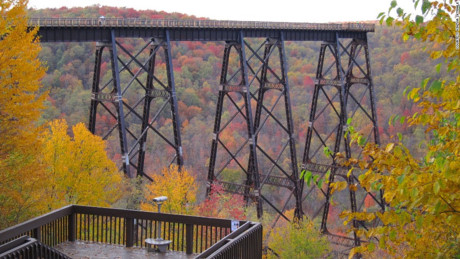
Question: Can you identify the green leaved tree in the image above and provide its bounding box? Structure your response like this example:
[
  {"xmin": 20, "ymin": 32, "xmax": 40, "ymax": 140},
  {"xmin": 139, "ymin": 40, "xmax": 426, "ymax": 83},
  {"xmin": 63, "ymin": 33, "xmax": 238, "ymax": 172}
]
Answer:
[{"xmin": 267, "ymin": 216, "xmax": 331, "ymax": 259}]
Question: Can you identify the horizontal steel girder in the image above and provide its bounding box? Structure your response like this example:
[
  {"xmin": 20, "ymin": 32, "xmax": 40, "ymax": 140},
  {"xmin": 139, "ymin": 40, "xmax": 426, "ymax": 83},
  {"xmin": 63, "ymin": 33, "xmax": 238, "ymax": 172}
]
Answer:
[{"xmin": 31, "ymin": 18, "xmax": 372, "ymax": 42}]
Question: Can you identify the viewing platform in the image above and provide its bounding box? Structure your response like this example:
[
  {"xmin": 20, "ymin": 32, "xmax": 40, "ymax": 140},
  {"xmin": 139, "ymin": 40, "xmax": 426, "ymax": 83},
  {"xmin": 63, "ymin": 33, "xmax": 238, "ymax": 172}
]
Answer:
[{"xmin": 0, "ymin": 205, "xmax": 262, "ymax": 258}]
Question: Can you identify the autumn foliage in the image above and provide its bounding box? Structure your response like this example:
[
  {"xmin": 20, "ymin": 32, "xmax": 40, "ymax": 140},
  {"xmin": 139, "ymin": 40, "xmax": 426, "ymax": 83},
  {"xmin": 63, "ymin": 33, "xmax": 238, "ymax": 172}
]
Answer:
[
  {"xmin": 0, "ymin": 0, "xmax": 45, "ymax": 155},
  {"xmin": 141, "ymin": 165, "xmax": 197, "ymax": 215},
  {"xmin": 40, "ymin": 119, "xmax": 124, "ymax": 211},
  {"xmin": 0, "ymin": 0, "xmax": 47, "ymax": 228},
  {"xmin": 336, "ymin": 1, "xmax": 460, "ymax": 257},
  {"xmin": 196, "ymin": 184, "xmax": 246, "ymax": 220},
  {"xmin": 267, "ymin": 218, "xmax": 331, "ymax": 259},
  {"xmin": 0, "ymin": 1, "xmax": 125, "ymax": 229},
  {"xmin": 141, "ymin": 169, "xmax": 247, "ymax": 220}
]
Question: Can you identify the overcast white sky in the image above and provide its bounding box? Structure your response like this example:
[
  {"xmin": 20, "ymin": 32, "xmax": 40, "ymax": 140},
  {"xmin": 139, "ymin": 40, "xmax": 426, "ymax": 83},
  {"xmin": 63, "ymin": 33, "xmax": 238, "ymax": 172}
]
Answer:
[{"xmin": 27, "ymin": 0, "xmax": 418, "ymax": 23}]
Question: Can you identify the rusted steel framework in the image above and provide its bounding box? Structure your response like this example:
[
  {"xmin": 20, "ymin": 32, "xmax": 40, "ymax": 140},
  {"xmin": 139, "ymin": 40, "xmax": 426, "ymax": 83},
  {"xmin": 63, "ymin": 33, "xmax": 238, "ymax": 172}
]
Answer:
[
  {"xmin": 207, "ymin": 31, "xmax": 303, "ymax": 220},
  {"xmin": 89, "ymin": 30, "xmax": 183, "ymax": 178},
  {"xmin": 301, "ymin": 34, "xmax": 384, "ymax": 251}
]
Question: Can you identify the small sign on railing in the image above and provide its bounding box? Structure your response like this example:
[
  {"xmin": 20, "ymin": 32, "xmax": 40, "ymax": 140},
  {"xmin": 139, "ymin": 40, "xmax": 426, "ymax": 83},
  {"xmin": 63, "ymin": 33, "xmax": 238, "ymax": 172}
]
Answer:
[{"xmin": 231, "ymin": 220, "xmax": 240, "ymax": 232}]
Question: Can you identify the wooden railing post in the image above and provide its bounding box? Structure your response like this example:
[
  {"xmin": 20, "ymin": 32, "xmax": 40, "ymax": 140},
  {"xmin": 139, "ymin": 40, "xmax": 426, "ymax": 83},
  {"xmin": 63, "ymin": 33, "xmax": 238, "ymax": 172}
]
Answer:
[
  {"xmin": 186, "ymin": 223, "xmax": 193, "ymax": 254},
  {"xmin": 125, "ymin": 217, "xmax": 134, "ymax": 247},
  {"xmin": 32, "ymin": 227, "xmax": 41, "ymax": 242},
  {"xmin": 68, "ymin": 213, "xmax": 76, "ymax": 242}
]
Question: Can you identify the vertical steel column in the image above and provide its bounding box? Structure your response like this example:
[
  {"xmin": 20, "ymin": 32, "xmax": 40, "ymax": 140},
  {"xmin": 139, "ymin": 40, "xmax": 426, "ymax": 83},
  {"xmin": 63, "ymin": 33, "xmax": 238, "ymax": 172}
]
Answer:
[
  {"xmin": 319, "ymin": 41, "xmax": 341, "ymax": 233},
  {"xmin": 137, "ymin": 40, "xmax": 157, "ymax": 177},
  {"xmin": 364, "ymin": 41, "xmax": 380, "ymax": 147},
  {"xmin": 363, "ymin": 39, "xmax": 385, "ymax": 211},
  {"xmin": 88, "ymin": 32, "xmax": 132, "ymax": 177},
  {"xmin": 336, "ymin": 35, "xmax": 360, "ymax": 248},
  {"xmin": 88, "ymin": 42, "xmax": 105, "ymax": 134},
  {"xmin": 206, "ymin": 42, "xmax": 231, "ymax": 196},
  {"xmin": 247, "ymin": 39, "xmax": 269, "ymax": 209},
  {"xmin": 109, "ymin": 30, "xmax": 132, "ymax": 178},
  {"xmin": 165, "ymin": 30, "xmax": 184, "ymax": 168},
  {"xmin": 279, "ymin": 32, "xmax": 303, "ymax": 219},
  {"xmin": 238, "ymin": 31, "xmax": 262, "ymax": 218},
  {"xmin": 302, "ymin": 44, "xmax": 326, "ymax": 165}
]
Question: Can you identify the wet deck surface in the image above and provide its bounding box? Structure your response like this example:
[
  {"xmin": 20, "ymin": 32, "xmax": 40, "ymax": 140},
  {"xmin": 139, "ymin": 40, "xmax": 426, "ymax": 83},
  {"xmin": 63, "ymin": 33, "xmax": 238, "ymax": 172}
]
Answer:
[{"xmin": 55, "ymin": 241, "xmax": 196, "ymax": 259}]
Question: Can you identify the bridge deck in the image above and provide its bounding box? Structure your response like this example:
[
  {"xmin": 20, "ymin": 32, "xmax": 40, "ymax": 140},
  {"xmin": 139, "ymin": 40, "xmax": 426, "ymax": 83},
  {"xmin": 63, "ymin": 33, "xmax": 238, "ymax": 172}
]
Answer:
[{"xmin": 29, "ymin": 18, "xmax": 374, "ymax": 42}]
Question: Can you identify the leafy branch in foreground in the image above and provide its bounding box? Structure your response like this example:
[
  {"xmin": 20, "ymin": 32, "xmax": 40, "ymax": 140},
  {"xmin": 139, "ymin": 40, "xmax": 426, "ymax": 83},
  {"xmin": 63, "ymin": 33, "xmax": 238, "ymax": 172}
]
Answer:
[{"xmin": 337, "ymin": 1, "xmax": 459, "ymax": 257}]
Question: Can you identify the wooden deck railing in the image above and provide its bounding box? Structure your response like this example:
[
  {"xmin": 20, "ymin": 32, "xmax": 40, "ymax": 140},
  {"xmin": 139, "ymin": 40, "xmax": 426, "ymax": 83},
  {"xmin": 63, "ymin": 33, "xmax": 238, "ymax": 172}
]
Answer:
[
  {"xmin": 0, "ymin": 236, "xmax": 70, "ymax": 259},
  {"xmin": 196, "ymin": 221, "xmax": 262, "ymax": 258},
  {"xmin": 0, "ymin": 205, "xmax": 262, "ymax": 258}
]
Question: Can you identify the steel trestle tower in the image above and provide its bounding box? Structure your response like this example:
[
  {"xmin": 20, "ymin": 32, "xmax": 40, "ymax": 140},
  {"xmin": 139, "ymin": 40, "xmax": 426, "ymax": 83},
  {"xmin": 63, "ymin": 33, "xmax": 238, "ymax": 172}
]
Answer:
[
  {"xmin": 302, "ymin": 34, "xmax": 384, "ymax": 252},
  {"xmin": 89, "ymin": 29, "xmax": 183, "ymax": 179},
  {"xmin": 206, "ymin": 31, "xmax": 303, "ymax": 220}
]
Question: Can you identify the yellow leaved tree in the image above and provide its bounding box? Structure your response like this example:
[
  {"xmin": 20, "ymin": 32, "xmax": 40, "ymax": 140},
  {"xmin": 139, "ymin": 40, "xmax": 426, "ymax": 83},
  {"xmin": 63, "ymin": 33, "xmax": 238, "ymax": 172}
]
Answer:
[
  {"xmin": 0, "ymin": 0, "xmax": 47, "ymax": 228},
  {"xmin": 141, "ymin": 165, "xmax": 197, "ymax": 215},
  {"xmin": 0, "ymin": 0, "xmax": 126, "ymax": 229},
  {"xmin": 40, "ymin": 119, "xmax": 124, "ymax": 211},
  {"xmin": 336, "ymin": 1, "xmax": 459, "ymax": 257}
]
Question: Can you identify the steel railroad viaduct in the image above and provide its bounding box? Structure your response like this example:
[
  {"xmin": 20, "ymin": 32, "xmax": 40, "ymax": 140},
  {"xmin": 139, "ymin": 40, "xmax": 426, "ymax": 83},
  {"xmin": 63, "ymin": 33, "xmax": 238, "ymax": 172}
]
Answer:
[
  {"xmin": 30, "ymin": 18, "xmax": 383, "ymax": 253},
  {"xmin": 32, "ymin": 18, "xmax": 373, "ymax": 42}
]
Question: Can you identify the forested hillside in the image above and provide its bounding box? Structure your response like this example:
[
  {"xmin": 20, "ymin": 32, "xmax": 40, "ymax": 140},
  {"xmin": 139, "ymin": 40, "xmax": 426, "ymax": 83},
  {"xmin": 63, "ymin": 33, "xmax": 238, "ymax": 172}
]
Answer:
[{"xmin": 30, "ymin": 6, "xmax": 442, "ymax": 185}]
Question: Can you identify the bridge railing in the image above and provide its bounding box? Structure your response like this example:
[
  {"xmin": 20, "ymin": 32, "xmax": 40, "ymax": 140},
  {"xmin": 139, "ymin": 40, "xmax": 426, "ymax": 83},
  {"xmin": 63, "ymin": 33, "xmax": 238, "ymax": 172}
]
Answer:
[
  {"xmin": 0, "ymin": 205, "xmax": 261, "ymax": 257},
  {"xmin": 28, "ymin": 17, "xmax": 374, "ymax": 31}
]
